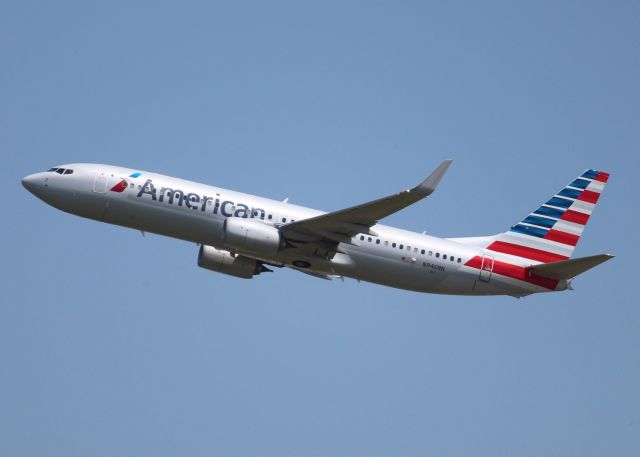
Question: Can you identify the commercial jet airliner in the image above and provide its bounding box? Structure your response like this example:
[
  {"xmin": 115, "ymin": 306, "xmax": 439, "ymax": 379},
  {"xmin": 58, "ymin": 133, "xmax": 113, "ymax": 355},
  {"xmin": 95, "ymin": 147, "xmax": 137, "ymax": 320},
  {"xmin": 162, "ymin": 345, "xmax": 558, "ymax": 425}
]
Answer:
[{"xmin": 22, "ymin": 161, "xmax": 612, "ymax": 297}]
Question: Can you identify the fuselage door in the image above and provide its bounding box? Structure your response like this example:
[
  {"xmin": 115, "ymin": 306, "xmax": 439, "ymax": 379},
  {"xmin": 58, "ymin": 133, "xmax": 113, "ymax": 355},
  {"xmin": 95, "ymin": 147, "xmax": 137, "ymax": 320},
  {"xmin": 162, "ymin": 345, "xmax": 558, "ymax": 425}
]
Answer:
[
  {"xmin": 479, "ymin": 254, "xmax": 494, "ymax": 282},
  {"xmin": 92, "ymin": 172, "xmax": 107, "ymax": 193}
]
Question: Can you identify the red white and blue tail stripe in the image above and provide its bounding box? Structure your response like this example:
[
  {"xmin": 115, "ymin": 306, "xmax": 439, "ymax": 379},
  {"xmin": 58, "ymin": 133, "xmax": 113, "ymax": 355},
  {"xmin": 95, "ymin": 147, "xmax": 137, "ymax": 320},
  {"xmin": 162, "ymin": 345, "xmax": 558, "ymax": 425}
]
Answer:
[{"xmin": 486, "ymin": 169, "xmax": 610, "ymax": 263}]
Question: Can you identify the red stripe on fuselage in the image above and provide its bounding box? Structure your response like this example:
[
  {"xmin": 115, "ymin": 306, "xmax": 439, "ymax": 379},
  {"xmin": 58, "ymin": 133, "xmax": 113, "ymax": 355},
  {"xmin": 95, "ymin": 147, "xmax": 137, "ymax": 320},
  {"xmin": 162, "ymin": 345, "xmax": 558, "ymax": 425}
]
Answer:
[
  {"xmin": 465, "ymin": 256, "xmax": 559, "ymax": 290},
  {"xmin": 486, "ymin": 241, "xmax": 568, "ymax": 263},
  {"xmin": 561, "ymin": 209, "xmax": 590, "ymax": 225},
  {"xmin": 578, "ymin": 189, "xmax": 600, "ymax": 204},
  {"xmin": 544, "ymin": 229, "xmax": 580, "ymax": 246}
]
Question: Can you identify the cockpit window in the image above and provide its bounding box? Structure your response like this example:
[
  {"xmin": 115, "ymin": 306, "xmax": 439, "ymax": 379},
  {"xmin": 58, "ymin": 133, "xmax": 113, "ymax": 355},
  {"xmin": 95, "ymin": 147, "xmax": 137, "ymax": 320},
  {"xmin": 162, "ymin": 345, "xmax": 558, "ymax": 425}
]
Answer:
[{"xmin": 47, "ymin": 167, "xmax": 73, "ymax": 175}]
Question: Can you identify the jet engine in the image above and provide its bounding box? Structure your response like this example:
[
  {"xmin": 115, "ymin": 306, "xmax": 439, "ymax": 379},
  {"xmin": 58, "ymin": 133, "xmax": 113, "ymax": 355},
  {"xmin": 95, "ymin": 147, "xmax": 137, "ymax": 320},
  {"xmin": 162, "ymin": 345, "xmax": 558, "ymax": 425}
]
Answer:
[
  {"xmin": 197, "ymin": 245, "xmax": 270, "ymax": 279},
  {"xmin": 222, "ymin": 217, "xmax": 281, "ymax": 258}
]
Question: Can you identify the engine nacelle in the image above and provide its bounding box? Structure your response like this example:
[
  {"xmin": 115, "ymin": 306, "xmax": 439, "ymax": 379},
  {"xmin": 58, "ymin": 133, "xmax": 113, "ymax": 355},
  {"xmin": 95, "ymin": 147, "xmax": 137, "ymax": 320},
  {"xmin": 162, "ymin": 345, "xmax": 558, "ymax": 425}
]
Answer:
[
  {"xmin": 222, "ymin": 217, "xmax": 281, "ymax": 258},
  {"xmin": 197, "ymin": 245, "xmax": 266, "ymax": 279}
]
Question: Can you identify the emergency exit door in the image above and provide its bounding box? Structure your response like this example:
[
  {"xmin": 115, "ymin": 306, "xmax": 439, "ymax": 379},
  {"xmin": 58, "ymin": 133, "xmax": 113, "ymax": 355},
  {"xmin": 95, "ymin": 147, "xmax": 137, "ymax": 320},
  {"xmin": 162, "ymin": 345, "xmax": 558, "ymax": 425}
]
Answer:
[{"xmin": 479, "ymin": 254, "xmax": 494, "ymax": 282}]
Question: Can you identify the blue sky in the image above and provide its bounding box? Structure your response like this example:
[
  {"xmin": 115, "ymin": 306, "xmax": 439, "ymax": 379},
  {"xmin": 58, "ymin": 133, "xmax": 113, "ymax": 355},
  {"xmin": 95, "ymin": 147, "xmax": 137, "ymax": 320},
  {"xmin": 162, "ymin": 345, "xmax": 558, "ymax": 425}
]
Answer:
[{"xmin": 1, "ymin": 1, "xmax": 639, "ymax": 455}]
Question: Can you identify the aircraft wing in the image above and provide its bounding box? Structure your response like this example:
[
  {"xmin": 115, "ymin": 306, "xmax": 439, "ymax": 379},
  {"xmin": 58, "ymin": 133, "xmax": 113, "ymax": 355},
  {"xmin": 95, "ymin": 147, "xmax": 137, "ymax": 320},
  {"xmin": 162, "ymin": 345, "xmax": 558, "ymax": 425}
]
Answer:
[{"xmin": 280, "ymin": 160, "xmax": 452, "ymax": 246}]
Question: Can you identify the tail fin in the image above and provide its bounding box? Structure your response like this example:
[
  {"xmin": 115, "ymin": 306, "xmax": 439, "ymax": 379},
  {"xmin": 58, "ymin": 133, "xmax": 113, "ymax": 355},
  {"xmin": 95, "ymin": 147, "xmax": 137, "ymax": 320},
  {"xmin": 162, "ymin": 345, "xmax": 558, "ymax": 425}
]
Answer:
[{"xmin": 486, "ymin": 169, "xmax": 610, "ymax": 263}]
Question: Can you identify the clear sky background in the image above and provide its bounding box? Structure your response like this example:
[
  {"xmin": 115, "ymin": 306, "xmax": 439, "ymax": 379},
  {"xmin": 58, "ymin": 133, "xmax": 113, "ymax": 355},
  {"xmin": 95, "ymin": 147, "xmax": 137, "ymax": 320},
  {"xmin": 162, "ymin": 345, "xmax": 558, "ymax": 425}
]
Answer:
[{"xmin": 1, "ymin": 1, "xmax": 638, "ymax": 455}]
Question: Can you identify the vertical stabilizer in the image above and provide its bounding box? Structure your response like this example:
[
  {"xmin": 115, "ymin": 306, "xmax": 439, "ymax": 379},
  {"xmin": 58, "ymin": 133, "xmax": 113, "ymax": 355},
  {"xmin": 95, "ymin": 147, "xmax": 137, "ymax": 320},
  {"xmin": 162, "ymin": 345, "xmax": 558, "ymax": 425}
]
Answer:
[{"xmin": 485, "ymin": 169, "xmax": 610, "ymax": 263}]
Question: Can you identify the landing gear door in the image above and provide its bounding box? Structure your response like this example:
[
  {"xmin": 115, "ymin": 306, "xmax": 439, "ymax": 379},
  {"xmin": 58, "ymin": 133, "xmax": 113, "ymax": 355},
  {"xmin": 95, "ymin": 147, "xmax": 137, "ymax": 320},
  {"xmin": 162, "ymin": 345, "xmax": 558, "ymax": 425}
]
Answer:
[
  {"xmin": 93, "ymin": 172, "xmax": 107, "ymax": 193},
  {"xmin": 479, "ymin": 254, "xmax": 494, "ymax": 282}
]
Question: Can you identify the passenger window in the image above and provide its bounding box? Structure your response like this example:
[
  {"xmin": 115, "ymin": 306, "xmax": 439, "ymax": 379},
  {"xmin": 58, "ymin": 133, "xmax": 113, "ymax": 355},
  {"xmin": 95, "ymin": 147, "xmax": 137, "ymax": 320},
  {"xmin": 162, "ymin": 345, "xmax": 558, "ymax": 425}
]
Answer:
[
  {"xmin": 384, "ymin": 241, "xmax": 389, "ymax": 247},
  {"xmin": 450, "ymin": 257, "xmax": 454, "ymax": 262},
  {"xmin": 436, "ymin": 253, "xmax": 440, "ymax": 258},
  {"xmin": 376, "ymin": 239, "xmax": 380, "ymax": 244},
  {"xmin": 282, "ymin": 218, "xmax": 287, "ymax": 223},
  {"xmin": 406, "ymin": 245, "xmax": 411, "ymax": 251},
  {"xmin": 392, "ymin": 243, "xmax": 396, "ymax": 248},
  {"xmin": 429, "ymin": 251, "xmax": 433, "ymax": 256},
  {"xmin": 268, "ymin": 214, "xmax": 273, "ymax": 220},
  {"xmin": 414, "ymin": 247, "xmax": 418, "ymax": 253},
  {"xmin": 129, "ymin": 183, "xmax": 134, "ymax": 188},
  {"xmin": 421, "ymin": 249, "xmax": 425, "ymax": 255},
  {"xmin": 368, "ymin": 237, "xmax": 372, "ymax": 242},
  {"xmin": 443, "ymin": 255, "xmax": 447, "ymax": 260},
  {"xmin": 457, "ymin": 258, "xmax": 462, "ymax": 263},
  {"xmin": 360, "ymin": 235, "xmax": 365, "ymax": 241},
  {"xmin": 399, "ymin": 244, "xmax": 403, "ymax": 250}
]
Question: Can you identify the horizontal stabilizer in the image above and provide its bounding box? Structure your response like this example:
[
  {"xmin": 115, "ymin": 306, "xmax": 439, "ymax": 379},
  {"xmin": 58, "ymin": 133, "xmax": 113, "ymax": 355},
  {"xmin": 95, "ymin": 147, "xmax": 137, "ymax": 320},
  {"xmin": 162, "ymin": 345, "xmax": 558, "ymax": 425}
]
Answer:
[{"xmin": 526, "ymin": 254, "xmax": 614, "ymax": 280}]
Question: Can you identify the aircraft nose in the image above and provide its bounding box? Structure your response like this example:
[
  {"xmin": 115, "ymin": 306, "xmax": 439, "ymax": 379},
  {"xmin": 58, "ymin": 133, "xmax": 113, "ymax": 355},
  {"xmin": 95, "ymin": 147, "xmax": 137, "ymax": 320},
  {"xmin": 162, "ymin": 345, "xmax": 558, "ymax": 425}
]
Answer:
[{"xmin": 22, "ymin": 173, "xmax": 45, "ymax": 196}]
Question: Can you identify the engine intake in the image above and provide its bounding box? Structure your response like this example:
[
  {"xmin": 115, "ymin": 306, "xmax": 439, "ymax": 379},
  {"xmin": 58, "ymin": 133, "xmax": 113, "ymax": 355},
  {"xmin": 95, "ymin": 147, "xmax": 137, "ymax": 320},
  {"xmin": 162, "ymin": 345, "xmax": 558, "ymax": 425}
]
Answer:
[
  {"xmin": 222, "ymin": 217, "xmax": 281, "ymax": 258},
  {"xmin": 198, "ymin": 245, "xmax": 268, "ymax": 279}
]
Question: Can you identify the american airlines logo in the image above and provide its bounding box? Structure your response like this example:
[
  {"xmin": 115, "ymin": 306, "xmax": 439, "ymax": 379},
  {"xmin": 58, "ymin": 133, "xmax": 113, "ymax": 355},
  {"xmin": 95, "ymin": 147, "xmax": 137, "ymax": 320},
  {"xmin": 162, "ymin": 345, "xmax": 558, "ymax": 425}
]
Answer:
[
  {"xmin": 136, "ymin": 179, "xmax": 267, "ymax": 219},
  {"xmin": 111, "ymin": 173, "xmax": 142, "ymax": 193},
  {"xmin": 110, "ymin": 179, "xmax": 128, "ymax": 193}
]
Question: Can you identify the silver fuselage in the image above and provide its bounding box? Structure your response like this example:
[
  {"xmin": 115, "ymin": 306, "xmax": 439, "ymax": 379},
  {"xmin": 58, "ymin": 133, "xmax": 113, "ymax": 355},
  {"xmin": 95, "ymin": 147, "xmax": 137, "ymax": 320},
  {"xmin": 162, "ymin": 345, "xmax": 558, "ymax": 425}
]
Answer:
[{"xmin": 23, "ymin": 163, "xmax": 564, "ymax": 296}]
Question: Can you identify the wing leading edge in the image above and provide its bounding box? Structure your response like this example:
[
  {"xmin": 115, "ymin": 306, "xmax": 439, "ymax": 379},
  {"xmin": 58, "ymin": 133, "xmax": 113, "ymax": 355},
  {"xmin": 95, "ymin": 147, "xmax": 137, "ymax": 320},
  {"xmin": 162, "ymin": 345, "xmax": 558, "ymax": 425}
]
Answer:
[{"xmin": 280, "ymin": 160, "xmax": 453, "ymax": 247}]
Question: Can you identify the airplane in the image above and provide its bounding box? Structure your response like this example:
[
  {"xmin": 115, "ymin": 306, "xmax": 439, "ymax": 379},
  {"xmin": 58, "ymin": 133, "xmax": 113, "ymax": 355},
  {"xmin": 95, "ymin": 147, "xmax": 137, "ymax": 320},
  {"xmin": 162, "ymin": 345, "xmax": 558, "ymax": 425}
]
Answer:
[{"xmin": 22, "ymin": 161, "xmax": 612, "ymax": 297}]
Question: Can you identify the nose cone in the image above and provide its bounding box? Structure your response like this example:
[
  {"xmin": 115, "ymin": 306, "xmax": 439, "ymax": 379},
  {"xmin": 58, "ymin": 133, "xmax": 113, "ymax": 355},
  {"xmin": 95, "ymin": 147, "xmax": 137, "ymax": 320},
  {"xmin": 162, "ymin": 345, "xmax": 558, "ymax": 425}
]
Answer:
[
  {"xmin": 22, "ymin": 172, "xmax": 47, "ymax": 198},
  {"xmin": 22, "ymin": 173, "xmax": 39, "ymax": 192}
]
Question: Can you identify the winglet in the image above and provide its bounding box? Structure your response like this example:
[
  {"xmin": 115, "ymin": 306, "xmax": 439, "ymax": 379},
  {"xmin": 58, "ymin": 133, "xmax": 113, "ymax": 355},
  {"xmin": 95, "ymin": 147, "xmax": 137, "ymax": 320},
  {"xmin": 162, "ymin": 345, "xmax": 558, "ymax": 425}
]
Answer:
[{"xmin": 416, "ymin": 159, "xmax": 453, "ymax": 195}]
